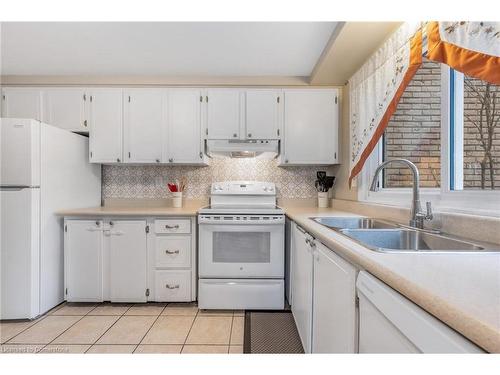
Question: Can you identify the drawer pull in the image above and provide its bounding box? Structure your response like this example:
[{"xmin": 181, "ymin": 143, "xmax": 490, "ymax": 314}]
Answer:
[
  {"xmin": 165, "ymin": 224, "xmax": 180, "ymax": 229},
  {"xmin": 165, "ymin": 249, "xmax": 180, "ymax": 255},
  {"xmin": 166, "ymin": 284, "xmax": 180, "ymax": 289}
]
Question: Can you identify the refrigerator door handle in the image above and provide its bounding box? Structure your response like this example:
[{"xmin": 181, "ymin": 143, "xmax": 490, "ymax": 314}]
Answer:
[{"xmin": 0, "ymin": 185, "xmax": 40, "ymax": 190}]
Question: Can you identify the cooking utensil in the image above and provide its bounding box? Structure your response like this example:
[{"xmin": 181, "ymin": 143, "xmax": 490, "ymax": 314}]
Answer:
[
  {"xmin": 326, "ymin": 176, "xmax": 336, "ymax": 190},
  {"xmin": 317, "ymin": 171, "xmax": 327, "ymax": 181}
]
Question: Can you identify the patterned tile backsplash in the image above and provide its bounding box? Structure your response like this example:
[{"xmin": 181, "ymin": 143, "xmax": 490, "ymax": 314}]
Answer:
[{"xmin": 102, "ymin": 158, "xmax": 326, "ymax": 199}]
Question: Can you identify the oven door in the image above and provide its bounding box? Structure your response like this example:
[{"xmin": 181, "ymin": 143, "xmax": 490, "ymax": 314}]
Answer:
[{"xmin": 199, "ymin": 221, "xmax": 284, "ymax": 278}]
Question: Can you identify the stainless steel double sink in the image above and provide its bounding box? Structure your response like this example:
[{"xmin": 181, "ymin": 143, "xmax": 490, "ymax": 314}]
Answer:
[{"xmin": 311, "ymin": 217, "xmax": 497, "ymax": 253}]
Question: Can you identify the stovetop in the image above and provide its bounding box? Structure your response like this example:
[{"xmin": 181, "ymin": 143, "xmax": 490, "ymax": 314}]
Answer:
[{"xmin": 200, "ymin": 181, "xmax": 283, "ymax": 215}]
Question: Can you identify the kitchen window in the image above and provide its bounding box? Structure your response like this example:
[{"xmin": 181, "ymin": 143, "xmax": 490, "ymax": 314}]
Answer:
[{"xmin": 360, "ymin": 61, "xmax": 500, "ymax": 215}]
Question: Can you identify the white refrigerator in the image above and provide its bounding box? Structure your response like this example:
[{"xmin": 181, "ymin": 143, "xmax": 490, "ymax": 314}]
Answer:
[{"xmin": 1, "ymin": 118, "xmax": 101, "ymax": 319}]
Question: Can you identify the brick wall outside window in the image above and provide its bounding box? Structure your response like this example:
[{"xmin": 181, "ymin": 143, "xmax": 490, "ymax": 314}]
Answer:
[
  {"xmin": 383, "ymin": 60, "xmax": 442, "ymax": 188},
  {"xmin": 383, "ymin": 61, "xmax": 500, "ymax": 189}
]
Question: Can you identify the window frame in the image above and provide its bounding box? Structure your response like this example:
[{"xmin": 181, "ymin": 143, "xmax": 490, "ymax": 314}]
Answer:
[{"xmin": 359, "ymin": 65, "xmax": 500, "ymax": 216}]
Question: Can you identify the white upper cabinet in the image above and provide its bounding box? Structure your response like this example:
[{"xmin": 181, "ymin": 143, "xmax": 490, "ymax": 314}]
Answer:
[
  {"xmin": 124, "ymin": 89, "xmax": 165, "ymax": 163},
  {"xmin": 245, "ymin": 89, "xmax": 281, "ymax": 140},
  {"xmin": 1, "ymin": 88, "xmax": 43, "ymax": 121},
  {"xmin": 109, "ymin": 220, "xmax": 148, "ymax": 303},
  {"xmin": 43, "ymin": 88, "xmax": 87, "ymax": 132},
  {"xmin": 88, "ymin": 89, "xmax": 123, "ymax": 163},
  {"xmin": 312, "ymin": 242, "xmax": 357, "ymax": 353},
  {"xmin": 282, "ymin": 89, "xmax": 339, "ymax": 165},
  {"xmin": 205, "ymin": 89, "xmax": 242, "ymax": 140},
  {"xmin": 166, "ymin": 89, "xmax": 205, "ymax": 164}
]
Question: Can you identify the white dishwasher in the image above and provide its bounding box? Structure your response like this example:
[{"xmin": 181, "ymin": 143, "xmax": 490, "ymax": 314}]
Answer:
[{"xmin": 356, "ymin": 271, "xmax": 484, "ymax": 353}]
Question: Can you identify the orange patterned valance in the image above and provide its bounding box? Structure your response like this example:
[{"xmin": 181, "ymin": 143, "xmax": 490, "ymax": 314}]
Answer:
[{"xmin": 426, "ymin": 21, "xmax": 500, "ymax": 85}]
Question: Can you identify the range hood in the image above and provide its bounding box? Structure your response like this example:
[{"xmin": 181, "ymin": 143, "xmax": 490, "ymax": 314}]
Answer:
[{"xmin": 206, "ymin": 140, "xmax": 279, "ymax": 159}]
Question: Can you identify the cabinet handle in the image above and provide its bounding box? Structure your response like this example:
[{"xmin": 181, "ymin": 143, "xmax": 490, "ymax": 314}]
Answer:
[
  {"xmin": 165, "ymin": 249, "xmax": 180, "ymax": 255},
  {"xmin": 116, "ymin": 158, "xmax": 121, "ymax": 163},
  {"xmin": 83, "ymin": 120, "xmax": 87, "ymax": 127},
  {"xmin": 285, "ymin": 159, "xmax": 289, "ymax": 164},
  {"xmin": 156, "ymin": 158, "xmax": 160, "ymax": 163},
  {"xmin": 334, "ymin": 152, "xmax": 337, "ymax": 159},
  {"xmin": 233, "ymin": 133, "xmax": 237, "ymax": 138},
  {"xmin": 166, "ymin": 284, "xmax": 180, "ymax": 289},
  {"xmin": 165, "ymin": 224, "xmax": 179, "ymax": 229},
  {"xmin": 87, "ymin": 227, "xmax": 105, "ymax": 232},
  {"xmin": 247, "ymin": 133, "xmax": 252, "ymax": 138},
  {"xmin": 199, "ymin": 152, "xmax": 203, "ymax": 159},
  {"xmin": 169, "ymin": 158, "xmax": 173, "ymax": 163}
]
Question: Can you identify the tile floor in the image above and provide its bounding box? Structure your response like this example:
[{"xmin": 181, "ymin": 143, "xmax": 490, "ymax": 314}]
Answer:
[{"xmin": 0, "ymin": 302, "xmax": 245, "ymax": 354}]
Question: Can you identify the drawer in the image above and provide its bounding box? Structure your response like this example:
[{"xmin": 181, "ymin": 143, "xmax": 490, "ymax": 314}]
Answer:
[
  {"xmin": 198, "ymin": 279, "xmax": 284, "ymax": 310},
  {"xmin": 155, "ymin": 219, "xmax": 191, "ymax": 234},
  {"xmin": 155, "ymin": 270, "xmax": 191, "ymax": 302},
  {"xmin": 155, "ymin": 236, "xmax": 191, "ymax": 268}
]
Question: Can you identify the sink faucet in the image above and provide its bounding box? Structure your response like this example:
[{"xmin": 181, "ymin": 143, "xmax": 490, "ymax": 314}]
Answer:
[{"xmin": 369, "ymin": 158, "xmax": 433, "ymax": 229}]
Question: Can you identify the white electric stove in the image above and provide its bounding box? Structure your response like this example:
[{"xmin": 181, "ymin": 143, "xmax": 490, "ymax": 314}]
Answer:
[{"xmin": 198, "ymin": 181, "xmax": 285, "ymax": 310}]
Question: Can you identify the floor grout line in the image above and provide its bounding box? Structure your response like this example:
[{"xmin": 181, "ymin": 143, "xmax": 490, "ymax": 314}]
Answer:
[
  {"xmin": 2, "ymin": 302, "xmax": 70, "ymax": 344},
  {"xmin": 43, "ymin": 303, "xmax": 101, "ymax": 348},
  {"xmin": 132, "ymin": 304, "xmax": 168, "ymax": 353},
  {"xmin": 84, "ymin": 306, "xmax": 133, "ymax": 353},
  {"xmin": 228, "ymin": 312, "xmax": 234, "ymax": 353},
  {"xmin": 2, "ymin": 316, "xmax": 47, "ymax": 345},
  {"xmin": 180, "ymin": 307, "xmax": 199, "ymax": 353}
]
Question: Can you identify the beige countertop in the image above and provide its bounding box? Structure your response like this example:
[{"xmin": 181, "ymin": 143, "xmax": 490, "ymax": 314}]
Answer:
[
  {"xmin": 282, "ymin": 204, "xmax": 500, "ymax": 353},
  {"xmin": 57, "ymin": 199, "xmax": 206, "ymax": 217},
  {"xmin": 58, "ymin": 199, "xmax": 500, "ymax": 352}
]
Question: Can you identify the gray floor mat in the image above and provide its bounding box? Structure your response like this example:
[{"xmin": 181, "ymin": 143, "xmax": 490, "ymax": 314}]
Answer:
[{"xmin": 244, "ymin": 311, "xmax": 304, "ymax": 354}]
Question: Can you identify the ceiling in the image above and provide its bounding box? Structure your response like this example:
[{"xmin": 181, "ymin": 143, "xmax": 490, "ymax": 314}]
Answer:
[{"xmin": 0, "ymin": 22, "xmax": 338, "ymax": 76}]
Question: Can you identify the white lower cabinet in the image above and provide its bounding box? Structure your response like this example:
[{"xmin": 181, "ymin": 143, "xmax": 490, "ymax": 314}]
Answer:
[
  {"xmin": 64, "ymin": 220, "xmax": 103, "ymax": 302},
  {"xmin": 152, "ymin": 217, "xmax": 196, "ymax": 302},
  {"xmin": 291, "ymin": 223, "xmax": 314, "ymax": 353},
  {"xmin": 155, "ymin": 270, "xmax": 192, "ymax": 302},
  {"xmin": 64, "ymin": 216, "xmax": 196, "ymax": 303},
  {"xmin": 290, "ymin": 222, "xmax": 358, "ymax": 353},
  {"xmin": 312, "ymin": 242, "xmax": 357, "ymax": 353},
  {"xmin": 108, "ymin": 220, "xmax": 148, "ymax": 302}
]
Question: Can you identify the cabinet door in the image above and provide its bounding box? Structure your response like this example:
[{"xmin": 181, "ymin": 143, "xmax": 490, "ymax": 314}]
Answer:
[
  {"xmin": 64, "ymin": 220, "xmax": 103, "ymax": 302},
  {"xmin": 246, "ymin": 90, "xmax": 281, "ymax": 139},
  {"xmin": 167, "ymin": 89, "xmax": 204, "ymax": 163},
  {"xmin": 88, "ymin": 89, "xmax": 123, "ymax": 163},
  {"xmin": 124, "ymin": 89, "xmax": 165, "ymax": 163},
  {"xmin": 206, "ymin": 89, "xmax": 242, "ymax": 139},
  {"xmin": 1, "ymin": 88, "xmax": 42, "ymax": 121},
  {"xmin": 44, "ymin": 88, "xmax": 87, "ymax": 132},
  {"xmin": 312, "ymin": 242, "xmax": 357, "ymax": 353},
  {"xmin": 108, "ymin": 220, "xmax": 147, "ymax": 302},
  {"xmin": 290, "ymin": 223, "xmax": 314, "ymax": 353},
  {"xmin": 283, "ymin": 89, "xmax": 339, "ymax": 165}
]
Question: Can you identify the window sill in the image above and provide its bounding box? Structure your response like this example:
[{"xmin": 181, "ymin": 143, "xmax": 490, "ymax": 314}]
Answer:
[{"xmin": 362, "ymin": 189, "xmax": 500, "ymax": 218}]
